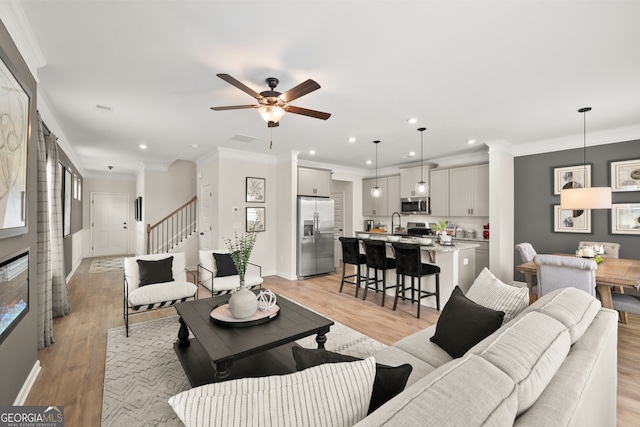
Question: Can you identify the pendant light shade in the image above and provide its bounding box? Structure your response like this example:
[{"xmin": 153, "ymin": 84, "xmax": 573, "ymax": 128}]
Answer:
[
  {"xmin": 415, "ymin": 127, "xmax": 428, "ymax": 195},
  {"xmin": 371, "ymin": 140, "xmax": 382, "ymax": 198},
  {"xmin": 560, "ymin": 108, "xmax": 612, "ymax": 209}
]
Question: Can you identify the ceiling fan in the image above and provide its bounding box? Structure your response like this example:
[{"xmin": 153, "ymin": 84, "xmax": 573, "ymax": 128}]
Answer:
[{"xmin": 210, "ymin": 73, "xmax": 331, "ymax": 128}]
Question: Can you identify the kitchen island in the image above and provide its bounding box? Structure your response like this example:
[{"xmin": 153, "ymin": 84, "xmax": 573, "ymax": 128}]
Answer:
[{"xmin": 355, "ymin": 231, "xmax": 479, "ymax": 310}]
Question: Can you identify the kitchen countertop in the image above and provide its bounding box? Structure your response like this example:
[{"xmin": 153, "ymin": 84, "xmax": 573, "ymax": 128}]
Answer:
[{"xmin": 354, "ymin": 231, "xmax": 479, "ymax": 252}]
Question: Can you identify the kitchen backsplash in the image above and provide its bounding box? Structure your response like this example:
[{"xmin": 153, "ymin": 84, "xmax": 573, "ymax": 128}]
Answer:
[{"xmin": 366, "ymin": 214, "xmax": 488, "ymax": 237}]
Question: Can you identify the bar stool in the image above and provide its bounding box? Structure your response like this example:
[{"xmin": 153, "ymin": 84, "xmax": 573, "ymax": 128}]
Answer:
[
  {"xmin": 361, "ymin": 239, "xmax": 397, "ymax": 307},
  {"xmin": 338, "ymin": 237, "xmax": 368, "ymax": 297},
  {"xmin": 391, "ymin": 242, "xmax": 440, "ymax": 318}
]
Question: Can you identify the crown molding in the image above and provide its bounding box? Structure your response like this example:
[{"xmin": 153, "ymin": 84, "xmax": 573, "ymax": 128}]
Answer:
[
  {"xmin": 0, "ymin": 1, "xmax": 46, "ymax": 79},
  {"xmin": 513, "ymin": 124, "xmax": 640, "ymax": 157}
]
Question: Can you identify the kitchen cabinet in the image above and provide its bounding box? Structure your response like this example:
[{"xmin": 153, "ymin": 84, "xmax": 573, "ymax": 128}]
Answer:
[
  {"xmin": 449, "ymin": 164, "xmax": 489, "ymax": 216},
  {"xmin": 298, "ymin": 167, "xmax": 331, "ymax": 197},
  {"xmin": 362, "ymin": 175, "xmax": 400, "ymax": 216},
  {"xmin": 429, "ymin": 169, "xmax": 450, "ymax": 216},
  {"xmin": 400, "ymin": 165, "xmax": 430, "ymax": 198}
]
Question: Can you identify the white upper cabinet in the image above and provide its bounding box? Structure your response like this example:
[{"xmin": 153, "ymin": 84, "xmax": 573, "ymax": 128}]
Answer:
[
  {"xmin": 400, "ymin": 165, "xmax": 430, "ymax": 198},
  {"xmin": 449, "ymin": 164, "xmax": 489, "ymax": 217},
  {"xmin": 298, "ymin": 167, "xmax": 331, "ymax": 197},
  {"xmin": 429, "ymin": 169, "xmax": 450, "ymax": 216},
  {"xmin": 362, "ymin": 175, "xmax": 400, "ymax": 217}
]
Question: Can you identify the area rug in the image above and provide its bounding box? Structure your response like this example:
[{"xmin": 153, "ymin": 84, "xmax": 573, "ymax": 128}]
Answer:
[
  {"xmin": 101, "ymin": 314, "xmax": 386, "ymax": 426},
  {"xmin": 89, "ymin": 256, "xmax": 124, "ymax": 273}
]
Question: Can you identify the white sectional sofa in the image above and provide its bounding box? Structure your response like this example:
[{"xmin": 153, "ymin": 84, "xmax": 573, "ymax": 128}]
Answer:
[
  {"xmin": 169, "ymin": 270, "xmax": 617, "ymax": 427},
  {"xmin": 359, "ymin": 286, "xmax": 617, "ymax": 426}
]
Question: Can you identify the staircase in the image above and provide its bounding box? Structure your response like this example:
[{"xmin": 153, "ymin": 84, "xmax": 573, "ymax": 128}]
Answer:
[{"xmin": 146, "ymin": 196, "xmax": 197, "ymax": 254}]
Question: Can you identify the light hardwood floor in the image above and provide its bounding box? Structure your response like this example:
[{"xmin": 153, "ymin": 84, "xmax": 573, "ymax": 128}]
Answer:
[{"xmin": 25, "ymin": 258, "xmax": 640, "ymax": 426}]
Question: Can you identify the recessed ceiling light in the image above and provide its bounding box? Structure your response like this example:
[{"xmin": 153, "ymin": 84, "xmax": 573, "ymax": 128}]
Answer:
[
  {"xmin": 366, "ymin": 160, "xmax": 372, "ymax": 165},
  {"xmin": 407, "ymin": 117, "xmax": 417, "ymax": 124},
  {"xmin": 191, "ymin": 144, "xmax": 199, "ymax": 149},
  {"xmin": 467, "ymin": 139, "xmax": 476, "ymax": 144},
  {"xmin": 409, "ymin": 151, "xmax": 416, "ymax": 157},
  {"xmin": 139, "ymin": 144, "xmax": 147, "ymax": 149},
  {"xmin": 310, "ymin": 150, "xmax": 316, "ymax": 155},
  {"xmin": 348, "ymin": 137, "xmax": 356, "ymax": 143}
]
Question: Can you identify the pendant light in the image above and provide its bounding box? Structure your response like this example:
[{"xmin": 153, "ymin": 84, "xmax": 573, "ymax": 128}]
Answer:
[
  {"xmin": 371, "ymin": 140, "xmax": 382, "ymax": 198},
  {"xmin": 415, "ymin": 127, "xmax": 428, "ymax": 195},
  {"xmin": 560, "ymin": 107, "xmax": 612, "ymax": 209}
]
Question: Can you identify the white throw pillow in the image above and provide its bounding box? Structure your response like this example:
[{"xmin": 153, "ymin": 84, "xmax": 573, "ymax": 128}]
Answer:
[
  {"xmin": 168, "ymin": 357, "xmax": 377, "ymax": 427},
  {"xmin": 466, "ymin": 268, "xmax": 529, "ymax": 323}
]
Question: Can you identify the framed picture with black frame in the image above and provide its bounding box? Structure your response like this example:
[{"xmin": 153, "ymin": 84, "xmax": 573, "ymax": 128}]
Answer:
[
  {"xmin": 246, "ymin": 177, "xmax": 265, "ymax": 203},
  {"xmin": 246, "ymin": 207, "xmax": 265, "ymax": 232}
]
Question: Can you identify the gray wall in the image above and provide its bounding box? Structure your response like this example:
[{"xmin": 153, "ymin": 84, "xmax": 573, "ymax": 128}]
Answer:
[
  {"xmin": 0, "ymin": 22, "xmax": 38, "ymax": 404},
  {"xmin": 514, "ymin": 139, "xmax": 640, "ymax": 278}
]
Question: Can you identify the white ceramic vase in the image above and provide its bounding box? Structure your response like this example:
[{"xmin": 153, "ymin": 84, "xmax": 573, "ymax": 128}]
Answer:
[{"xmin": 228, "ymin": 281, "xmax": 258, "ymax": 319}]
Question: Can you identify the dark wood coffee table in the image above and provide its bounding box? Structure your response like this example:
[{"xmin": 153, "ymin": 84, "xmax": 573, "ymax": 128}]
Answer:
[{"xmin": 173, "ymin": 293, "xmax": 334, "ymax": 387}]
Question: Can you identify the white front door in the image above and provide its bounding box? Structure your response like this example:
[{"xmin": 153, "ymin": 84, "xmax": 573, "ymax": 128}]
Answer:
[
  {"xmin": 92, "ymin": 193, "xmax": 129, "ymax": 256},
  {"xmin": 200, "ymin": 183, "xmax": 213, "ymax": 250}
]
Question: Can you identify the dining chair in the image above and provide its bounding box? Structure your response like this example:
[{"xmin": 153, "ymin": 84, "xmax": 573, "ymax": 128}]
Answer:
[
  {"xmin": 534, "ymin": 254, "xmax": 597, "ymax": 298},
  {"xmin": 577, "ymin": 241, "xmax": 621, "ymax": 258},
  {"xmin": 515, "ymin": 243, "xmax": 537, "ymax": 296}
]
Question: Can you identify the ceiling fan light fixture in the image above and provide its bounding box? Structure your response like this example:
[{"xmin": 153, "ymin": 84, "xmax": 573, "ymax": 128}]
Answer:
[
  {"xmin": 560, "ymin": 107, "xmax": 611, "ymax": 209},
  {"xmin": 258, "ymin": 105, "xmax": 285, "ymax": 123}
]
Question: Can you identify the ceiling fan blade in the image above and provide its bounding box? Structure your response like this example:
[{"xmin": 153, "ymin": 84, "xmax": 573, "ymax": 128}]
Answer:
[
  {"xmin": 210, "ymin": 105, "xmax": 259, "ymax": 111},
  {"xmin": 217, "ymin": 73, "xmax": 263, "ymax": 100},
  {"xmin": 280, "ymin": 79, "xmax": 321, "ymax": 103},
  {"xmin": 285, "ymin": 105, "xmax": 331, "ymax": 120}
]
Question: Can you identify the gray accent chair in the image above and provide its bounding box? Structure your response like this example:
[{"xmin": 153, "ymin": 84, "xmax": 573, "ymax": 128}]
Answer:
[
  {"xmin": 515, "ymin": 243, "xmax": 537, "ymax": 296},
  {"xmin": 534, "ymin": 254, "xmax": 597, "ymax": 298}
]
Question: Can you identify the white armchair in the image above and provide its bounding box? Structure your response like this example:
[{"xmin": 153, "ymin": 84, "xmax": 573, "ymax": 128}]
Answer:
[
  {"xmin": 197, "ymin": 249, "xmax": 263, "ymax": 296},
  {"xmin": 123, "ymin": 252, "xmax": 197, "ymax": 336}
]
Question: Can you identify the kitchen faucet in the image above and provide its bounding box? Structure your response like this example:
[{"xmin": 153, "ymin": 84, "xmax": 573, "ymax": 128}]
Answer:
[{"xmin": 391, "ymin": 211, "xmax": 402, "ymax": 234}]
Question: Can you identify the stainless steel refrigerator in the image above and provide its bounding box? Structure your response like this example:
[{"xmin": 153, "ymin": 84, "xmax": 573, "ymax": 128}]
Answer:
[{"xmin": 297, "ymin": 196, "xmax": 335, "ymax": 278}]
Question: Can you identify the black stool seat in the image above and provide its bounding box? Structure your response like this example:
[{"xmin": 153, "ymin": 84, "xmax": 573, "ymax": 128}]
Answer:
[
  {"xmin": 338, "ymin": 237, "xmax": 368, "ymax": 297},
  {"xmin": 362, "ymin": 239, "xmax": 397, "ymax": 307},
  {"xmin": 391, "ymin": 242, "xmax": 441, "ymax": 318}
]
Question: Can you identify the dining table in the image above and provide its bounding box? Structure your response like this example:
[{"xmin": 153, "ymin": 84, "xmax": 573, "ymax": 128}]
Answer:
[{"xmin": 516, "ymin": 255, "xmax": 640, "ymax": 311}]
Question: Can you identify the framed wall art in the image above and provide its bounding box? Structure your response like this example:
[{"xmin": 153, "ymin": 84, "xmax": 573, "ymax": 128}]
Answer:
[
  {"xmin": 553, "ymin": 205, "xmax": 591, "ymax": 233},
  {"xmin": 0, "ymin": 46, "xmax": 31, "ymax": 239},
  {"xmin": 246, "ymin": 207, "xmax": 265, "ymax": 232},
  {"xmin": 553, "ymin": 164, "xmax": 591, "ymax": 195},
  {"xmin": 610, "ymin": 159, "xmax": 640, "ymax": 192},
  {"xmin": 610, "ymin": 203, "xmax": 640, "ymax": 235},
  {"xmin": 246, "ymin": 177, "xmax": 265, "ymax": 203}
]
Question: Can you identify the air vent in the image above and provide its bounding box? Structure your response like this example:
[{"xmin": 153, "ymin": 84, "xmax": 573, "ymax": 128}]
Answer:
[{"xmin": 231, "ymin": 134, "xmax": 258, "ymax": 143}]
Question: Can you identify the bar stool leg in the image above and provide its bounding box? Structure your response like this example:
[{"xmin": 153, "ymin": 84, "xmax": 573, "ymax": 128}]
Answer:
[
  {"xmin": 362, "ymin": 266, "xmax": 370, "ymax": 300},
  {"xmin": 435, "ymin": 273, "xmax": 440, "ymax": 311},
  {"xmin": 381, "ymin": 271, "xmax": 387, "ymax": 307},
  {"xmin": 339, "ymin": 262, "xmax": 347, "ymax": 293},
  {"xmin": 417, "ymin": 277, "xmax": 422, "ymax": 319},
  {"xmin": 393, "ymin": 273, "xmax": 401, "ymax": 310},
  {"xmin": 355, "ymin": 264, "xmax": 361, "ymax": 298}
]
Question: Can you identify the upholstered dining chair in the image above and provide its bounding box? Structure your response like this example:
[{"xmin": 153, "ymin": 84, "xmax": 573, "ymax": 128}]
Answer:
[
  {"xmin": 515, "ymin": 243, "xmax": 537, "ymax": 296},
  {"xmin": 578, "ymin": 241, "xmax": 621, "ymax": 258},
  {"xmin": 534, "ymin": 254, "xmax": 597, "ymax": 298}
]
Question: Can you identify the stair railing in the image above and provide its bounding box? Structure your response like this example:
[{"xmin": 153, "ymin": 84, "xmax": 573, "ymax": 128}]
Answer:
[{"xmin": 146, "ymin": 196, "xmax": 197, "ymax": 254}]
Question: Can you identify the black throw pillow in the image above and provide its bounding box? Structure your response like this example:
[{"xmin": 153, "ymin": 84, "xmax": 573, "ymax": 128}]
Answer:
[
  {"xmin": 137, "ymin": 256, "xmax": 174, "ymax": 286},
  {"xmin": 213, "ymin": 253, "xmax": 239, "ymax": 277},
  {"xmin": 292, "ymin": 346, "xmax": 413, "ymax": 415},
  {"xmin": 430, "ymin": 286, "xmax": 505, "ymax": 358}
]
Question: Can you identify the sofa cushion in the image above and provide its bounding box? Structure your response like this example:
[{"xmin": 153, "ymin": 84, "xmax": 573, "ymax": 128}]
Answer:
[
  {"xmin": 354, "ymin": 354, "xmax": 518, "ymax": 427},
  {"xmin": 169, "ymin": 357, "xmax": 376, "ymax": 427},
  {"xmin": 430, "ymin": 286, "xmax": 505, "ymax": 358},
  {"xmin": 213, "ymin": 252, "xmax": 238, "ymax": 277},
  {"xmin": 520, "ymin": 287, "xmax": 601, "ymax": 344},
  {"xmin": 127, "ymin": 280, "xmax": 197, "ymax": 308},
  {"xmin": 466, "ymin": 267, "xmax": 530, "ymax": 323},
  {"xmin": 391, "ymin": 324, "xmax": 453, "ymax": 370},
  {"xmin": 469, "ymin": 311, "xmax": 571, "ymax": 416},
  {"xmin": 292, "ymin": 347, "xmax": 412, "ymax": 414},
  {"xmin": 137, "ymin": 256, "xmax": 174, "ymax": 286}
]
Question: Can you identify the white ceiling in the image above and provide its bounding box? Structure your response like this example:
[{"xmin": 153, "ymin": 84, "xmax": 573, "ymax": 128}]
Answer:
[{"xmin": 14, "ymin": 1, "xmax": 640, "ymax": 177}]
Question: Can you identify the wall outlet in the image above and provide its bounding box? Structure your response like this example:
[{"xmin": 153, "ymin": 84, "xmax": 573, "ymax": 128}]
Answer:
[
  {"xmin": 463, "ymin": 258, "xmax": 468, "ymax": 265},
  {"xmin": 232, "ymin": 206, "xmax": 239, "ymax": 213}
]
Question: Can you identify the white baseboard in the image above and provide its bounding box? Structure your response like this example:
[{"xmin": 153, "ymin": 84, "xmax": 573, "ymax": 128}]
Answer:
[{"xmin": 14, "ymin": 360, "xmax": 41, "ymax": 405}]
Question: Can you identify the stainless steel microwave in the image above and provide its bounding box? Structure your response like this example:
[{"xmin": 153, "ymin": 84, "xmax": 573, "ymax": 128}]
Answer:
[{"xmin": 401, "ymin": 197, "xmax": 430, "ymax": 215}]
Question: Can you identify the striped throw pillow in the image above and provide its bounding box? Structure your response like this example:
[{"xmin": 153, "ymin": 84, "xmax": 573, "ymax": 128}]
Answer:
[
  {"xmin": 168, "ymin": 357, "xmax": 376, "ymax": 427},
  {"xmin": 466, "ymin": 268, "xmax": 529, "ymax": 323}
]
